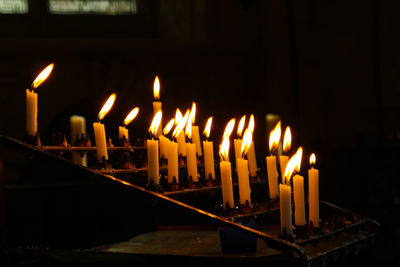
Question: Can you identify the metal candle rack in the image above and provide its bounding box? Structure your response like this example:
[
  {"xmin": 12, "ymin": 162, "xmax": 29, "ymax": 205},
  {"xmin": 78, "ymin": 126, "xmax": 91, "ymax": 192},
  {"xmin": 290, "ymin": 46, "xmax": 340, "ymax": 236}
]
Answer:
[{"xmin": 0, "ymin": 135, "xmax": 380, "ymax": 266}]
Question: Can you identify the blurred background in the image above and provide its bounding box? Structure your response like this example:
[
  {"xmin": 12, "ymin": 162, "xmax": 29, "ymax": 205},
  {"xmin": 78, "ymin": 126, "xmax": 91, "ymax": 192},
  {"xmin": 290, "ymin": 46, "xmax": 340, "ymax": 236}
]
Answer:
[{"xmin": 1, "ymin": 0, "xmax": 399, "ymax": 265}]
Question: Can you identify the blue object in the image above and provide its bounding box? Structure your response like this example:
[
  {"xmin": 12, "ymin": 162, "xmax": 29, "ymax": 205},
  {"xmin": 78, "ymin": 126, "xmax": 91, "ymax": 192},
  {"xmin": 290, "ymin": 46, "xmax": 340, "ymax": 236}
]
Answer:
[{"xmin": 218, "ymin": 219, "xmax": 259, "ymax": 253}]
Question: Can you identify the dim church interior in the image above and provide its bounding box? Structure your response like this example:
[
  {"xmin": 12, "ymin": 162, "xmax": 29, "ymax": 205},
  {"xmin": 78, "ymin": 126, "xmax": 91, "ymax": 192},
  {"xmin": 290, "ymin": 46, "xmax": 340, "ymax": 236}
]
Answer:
[{"xmin": 0, "ymin": 0, "xmax": 400, "ymax": 266}]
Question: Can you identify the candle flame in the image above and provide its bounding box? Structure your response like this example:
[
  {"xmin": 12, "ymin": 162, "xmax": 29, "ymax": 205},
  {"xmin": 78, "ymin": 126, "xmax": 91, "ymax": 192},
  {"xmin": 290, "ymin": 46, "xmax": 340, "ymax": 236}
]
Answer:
[
  {"xmin": 163, "ymin": 118, "xmax": 175, "ymax": 135},
  {"xmin": 189, "ymin": 102, "xmax": 196, "ymax": 124},
  {"xmin": 223, "ymin": 118, "xmax": 236, "ymax": 139},
  {"xmin": 237, "ymin": 115, "xmax": 246, "ymax": 137},
  {"xmin": 283, "ymin": 146, "xmax": 303, "ymax": 184},
  {"xmin": 269, "ymin": 120, "xmax": 281, "ymax": 152},
  {"xmin": 310, "ymin": 153, "xmax": 316, "ymax": 166},
  {"xmin": 283, "ymin": 126, "xmax": 292, "ymax": 153},
  {"xmin": 185, "ymin": 118, "xmax": 193, "ymax": 140},
  {"xmin": 98, "ymin": 93, "xmax": 116, "ymax": 121},
  {"xmin": 149, "ymin": 111, "xmax": 162, "ymax": 137},
  {"xmin": 219, "ymin": 137, "xmax": 230, "ymax": 161},
  {"xmin": 124, "ymin": 107, "xmax": 139, "ymax": 125},
  {"xmin": 172, "ymin": 110, "xmax": 189, "ymax": 138},
  {"xmin": 240, "ymin": 129, "xmax": 253, "ymax": 157},
  {"xmin": 248, "ymin": 114, "xmax": 255, "ymax": 133},
  {"xmin": 32, "ymin": 63, "xmax": 54, "ymax": 89},
  {"xmin": 153, "ymin": 76, "xmax": 160, "ymax": 100},
  {"xmin": 203, "ymin": 116, "xmax": 213, "ymax": 139},
  {"xmin": 175, "ymin": 108, "xmax": 183, "ymax": 125}
]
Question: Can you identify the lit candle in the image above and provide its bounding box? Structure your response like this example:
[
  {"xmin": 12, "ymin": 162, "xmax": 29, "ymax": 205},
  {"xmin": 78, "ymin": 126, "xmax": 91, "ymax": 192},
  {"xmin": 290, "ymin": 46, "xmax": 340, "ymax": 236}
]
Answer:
[
  {"xmin": 176, "ymin": 109, "xmax": 189, "ymax": 157},
  {"xmin": 265, "ymin": 113, "xmax": 282, "ymax": 155},
  {"xmin": 160, "ymin": 118, "xmax": 175, "ymax": 159},
  {"xmin": 119, "ymin": 107, "xmax": 139, "ymax": 141},
  {"xmin": 185, "ymin": 119, "xmax": 198, "ymax": 182},
  {"xmin": 219, "ymin": 137, "xmax": 234, "ymax": 209},
  {"xmin": 280, "ymin": 146, "xmax": 302, "ymax": 237},
  {"xmin": 26, "ymin": 63, "xmax": 54, "ymax": 137},
  {"xmin": 246, "ymin": 114, "xmax": 258, "ymax": 177},
  {"xmin": 152, "ymin": 76, "xmax": 162, "ymax": 137},
  {"xmin": 93, "ymin": 93, "xmax": 116, "ymax": 163},
  {"xmin": 147, "ymin": 111, "xmax": 162, "ymax": 185},
  {"xmin": 266, "ymin": 121, "xmax": 281, "ymax": 199},
  {"xmin": 202, "ymin": 117, "xmax": 215, "ymax": 180},
  {"xmin": 279, "ymin": 126, "xmax": 291, "ymax": 177},
  {"xmin": 308, "ymin": 153, "xmax": 319, "ymax": 227},
  {"xmin": 70, "ymin": 115, "xmax": 87, "ymax": 166},
  {"xmin": 189, "ymin": 102, "xmax": 203, "ymax": 157},
  {"xmin": 166, "ymin": 120, "xmax": 179, "ymax": 184},
  {"xmin": 236, "ymin": 129, "xmax": 252, "ymax": 205},
  {"xmin": 234, "ymin": 115, "xmax": 246, "ymax": 161}
]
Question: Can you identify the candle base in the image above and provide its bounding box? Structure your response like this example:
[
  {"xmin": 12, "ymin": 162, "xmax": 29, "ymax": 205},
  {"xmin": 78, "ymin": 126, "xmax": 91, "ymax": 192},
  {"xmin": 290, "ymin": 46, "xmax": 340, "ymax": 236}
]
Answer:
[
  {"xmin": 146, "ymin": 178, "xmax": 163, "ymax": 193},
  {"xmin": 309, "ymin": 221, "xmax": 322, "ymax": 236},
  {"xmin": 119, "ymin": 136, "xmax": 130, "ymax": 147},
  {"xmin": 187, "ymin": 176, "xmax": 201, "ymax": 189},
  {"xmin": 279, "ymin": 227, "xmax": 295, "ymax": 242},
  {"xmin": 166, "ymin": 177, "xmax": 183, "ymax": 191},
  {"xmin": 204, "ymin": 174, "xmax": 217, "ymax": 187},
  {"xmin": 120, "ymin": 152, "xmax": 135, "ymax": 169},
  {"xmin": 238, "ymin": 200, "xmax": 253, "ymax": 214},
  {"xmin": 295, "ymin": 224, "xmax": 309, "ymax": 239},
  {"xmin": 24, "ymin": 132, "xmax": 41, "ymax": 146}
]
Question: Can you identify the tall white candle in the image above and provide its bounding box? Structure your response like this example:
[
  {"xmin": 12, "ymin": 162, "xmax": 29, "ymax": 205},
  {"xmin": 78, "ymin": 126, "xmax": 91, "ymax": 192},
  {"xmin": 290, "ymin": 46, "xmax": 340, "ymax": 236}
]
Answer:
[
  {"xmin": 236, "ymin": 158, "xmax": 251, "ymax": 205},
  {"xmin": 147, "ymin": 138, "xmax": 160, "ymax": 184},
  {"xmin": 202, "ymin": 140, "xmax": 215, "ymax": 179},
  {"xmin": 176, "ymin": 131, "xmax": 186, "ymax": 156},
  {"xmin": 266, "ymin": 156, "xmax": 279, "ymax": 199},
  {"xmin": 279, "ymin": 155, "xmax": 289, "ymax": 178},
  {"xmin": 219, "ymin": 137, "xmax": 234, "ymax": 209},
  {"xmin": 93, "ymin": 122, "xmax": 108, "ymax": 162},
  {"xmin": 293, "ymin": 174, "xmax": 306, "ymax": 226},
  {"xmin": 26, "ymin": 89, "xmax": 38, "ymax": 137},
  {"xmin": 185, "ymin": 142, "xmax": 198, "ymax": 182},
  {"xmin": 159, "ymin": 134, "xmax": 169, "ymax": 159},
  {"xmin": 191, "ymin": 126, "xmax": 203, "ymax": 156},
  {"xmin": 247, "ymin": 141, "xmax": 257, "ymax": 177},
  {"xmin": 308, "ymin": 153, "xmax": 319, "ymax": 227},
  {"xmin": 167, "ymin": 140, "xmax": 179, "ymax": 183},
  {"xmin": 279, "ymin": 183, "xmax": 293, "ymax": 236},
  {"xmin": 153, "ymin": 76, "xmax": 162, "ymax": 137},
  {"xmin": 70, "ymin": 115, "xmax": 87, "ymax": 166}
]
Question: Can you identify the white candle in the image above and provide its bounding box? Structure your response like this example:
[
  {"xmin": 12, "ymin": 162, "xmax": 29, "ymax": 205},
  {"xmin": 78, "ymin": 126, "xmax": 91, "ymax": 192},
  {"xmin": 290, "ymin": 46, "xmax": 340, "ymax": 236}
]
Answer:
[
  {"xmin": 167, "ymin": 140, "xmax": 179, "ymax": 183},
  {"xmin": 293, "ymin": 174, "xmax": 306, "ymax": 226},
  {"xmin": 236, "ymin": 158, "xmax": 251, "ymax": 205},
  {"xmin": 26, "ymin": 89, "xmax": 38, "ymax": 137},
  {"xmin": 147, "ymin": 138, "xmax": 160, "ymax": 184},
  {"xmin": 70, "ymin": 115, "xmax": 87, "ymax": 166},
  {"xmin": 219, "ymin": 137, "xmax": 234, "ymax": 209},
  {"xmin": 202, "ymin": 140, "xmax": 215, "ymax": 179},
  {"xmin": 153, "ymin": 76, "xmax": 162, "ymax": 137},
  {"xmin": 308, "ymin": 154, "xmax": 319, "ymax": 227},
  {"xmin": 159, "ymin": 134, "xmax": 169, "ymax": 159},
  {"xmin": 191, "ymin": 126, "xmax": 203, "ymax": 156},
  {"xmin": 176, "ymin": 131, "xmax": 186, "ymax": 156},
  {"xmin": 234, "ymin": 139, "xmax": 242, "ymax": 169},
  {"xmin": 279, "ymin": 155, "xmax": 289, "ymax": 178},
  {"xmin": 118, "ymin": 126, "xmax": 129, "ymax": 141},
  {"xmin": 266, "ymin": 155, "xmax": 279, "ymax": 199},
  {"xmin": 279, "ymin": 183, "xmax": 293, "ymax": 236},
  {"xmin": 247, "ymin": 141, "xmax": 257, "ymax": 177},
  {"xmin": 220, "ymin": 161, "xmax": 234, "ymax": 209},
  {"xmin": 185, "ymin": 142, "xmax": 198, "ymax": 182},
  {"xmin": 93, "ymin": 122, "xmax": 108, "ymax": 162}
]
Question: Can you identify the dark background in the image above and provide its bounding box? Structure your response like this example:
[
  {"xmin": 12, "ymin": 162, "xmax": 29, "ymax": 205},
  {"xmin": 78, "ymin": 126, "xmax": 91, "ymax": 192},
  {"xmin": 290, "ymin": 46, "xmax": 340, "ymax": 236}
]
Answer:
[{"xmin": 1, "ymin": 0, "xmax": 399, "ymax": 266}]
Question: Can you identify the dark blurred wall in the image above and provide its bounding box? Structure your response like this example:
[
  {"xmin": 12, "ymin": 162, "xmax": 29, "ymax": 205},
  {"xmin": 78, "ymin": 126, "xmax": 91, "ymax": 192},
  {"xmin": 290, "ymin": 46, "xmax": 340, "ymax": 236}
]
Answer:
[{"xmin": 1, "ymin": 0, "xmax": 399, "ymax": 264}]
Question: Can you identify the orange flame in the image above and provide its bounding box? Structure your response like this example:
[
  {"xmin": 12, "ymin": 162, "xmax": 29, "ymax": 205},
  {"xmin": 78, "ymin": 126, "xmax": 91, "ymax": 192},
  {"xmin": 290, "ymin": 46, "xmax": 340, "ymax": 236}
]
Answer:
[
  {"xmin": 269, "ymin": 120, "xmax": 281, "ymax": 152},
  {"xmin": 98, "ymin": 93, "xmax": 116, "ymax": 121},
  {"xmin": 283, "ymin": 146, "xmax": 303, "ymax": 184},
  {"xmin": 175, "ymin": 108, "xmax": 183, "ymax": 125},
  {"xmin": 248, "ymin": 114, "xmax": 255, "ymax": 133},
  {"xmin": 219, "ymin": 137, "xmax": 230, "ymax": 161},
  {"xmin": 240, "ymin": 129, "xmax": 253, "ymax": 157},
  {"xmin": 124, "ymin": 107, "xmax": 139, "ymax": 125},
  {"xmin": 283, "ymin": 126, "xmax": 291, "ymax": 153},
  {"xmin": 153, "ymin": 76, "xmax": 160, "ymax": 100},
  {"xmin": 172, "ymin": 110, "xmax": 189, "ymax": 138},
  {"xmin": 163, "ymin": 118, "xmax": 175, "ymax": 135},
  {"xmin": 32, "ymin": 63, "xmax": 54, "ymax": 89},
  {"xmin": 310, "ymin": 153, "xmax": 316, "ymax": 166},
  {"xmin": 149, "ymin": 111, "xmax": 162, "ymax": 136},
  {"xmin": 223, "ymin": 118, "xmax": 236, "ymax": 139},
  {"xmin": 185, "ymin": 118, "xmax": 193, "ymax": 140},
  {"xmin": 237, "ymin": 115, "xmax": 246, "ymax": 138},
  {"xmin": 189, "ymin": 102, "xmax": 196, "ymax": 124},
  {"xmin": 203, "ymin": 116, "xmax": 213, "ymax": 139}
]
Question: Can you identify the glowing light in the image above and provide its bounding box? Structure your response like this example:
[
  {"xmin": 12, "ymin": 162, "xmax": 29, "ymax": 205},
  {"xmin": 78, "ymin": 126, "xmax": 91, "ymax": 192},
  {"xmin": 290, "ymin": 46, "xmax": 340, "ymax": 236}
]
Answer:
[
  {"xmin": 310, "ymin": 153, "xmax": 316, "ymax": 166},
  {"xmin": 283, "ymin": 126, "xmax": 292, "ymax": 153},
  {"xmin": 248, "ymin": 114, "xmax": 255, "ymax": 133},
  {"xmin": 163, "ymin": 118, "xmax": 175, "ymax": 135},
  {"xmin": 185, "ymin": 118, "xmax": 192, "ymax": 140},
  {"xmin": 98, "ymin": 93, "xmax": 116, "ymax": 121},
  {"xmin": 240, "ymin": 129, "xmax": 253, "ymax": 157},
  {"xmin": 219, "ymin": 137, "xmax": 230, "ymax": 161},
  {"xmin": 172, "ymin": 110, "xmax": 189, "ymax": 138},
  {"xmin": 189, "ymin": 102, "xmax": 196, "ymax": 124},
  {"xmin": 283, "ymin": 146, "xmax": 303, "ymax": 184},
  {"xmin": 124, "ymin": 107, "xmax": 139, "ymax": 125},
  {"xmin": 223, "ymin": 118, "xmax": 236, "ymax": 139},
  {"xmin": 237, "ymin": 115, "xmax": 246, "ymax": 137},
  {"xmin": 175, "ymin": 109, "xmax": 183, "ymax": 125},
  {"xmin": 203, "ymin": 116, "xmax": 213, "ymax": 139},
  {"xmin": 149, "ymin": 111, "xmax": 162, "ymax": 136},
  {"xmin": 32, "ymin": 63, "xmax": 54, "ymax": 89},
  {"xmin": 153, "ymin": 76, "xmax": 160, "ymax": 100},
  {"xmin": 269, "ymin": 120, "xmax": 281, "ymax": 152}
]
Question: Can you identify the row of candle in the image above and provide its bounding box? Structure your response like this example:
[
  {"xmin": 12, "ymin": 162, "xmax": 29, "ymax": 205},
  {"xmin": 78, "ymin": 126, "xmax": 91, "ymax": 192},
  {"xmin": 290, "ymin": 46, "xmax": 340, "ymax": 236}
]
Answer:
[{"xmin": 25, "ymin": 65, "xmax": 320, "ymax": 237}]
